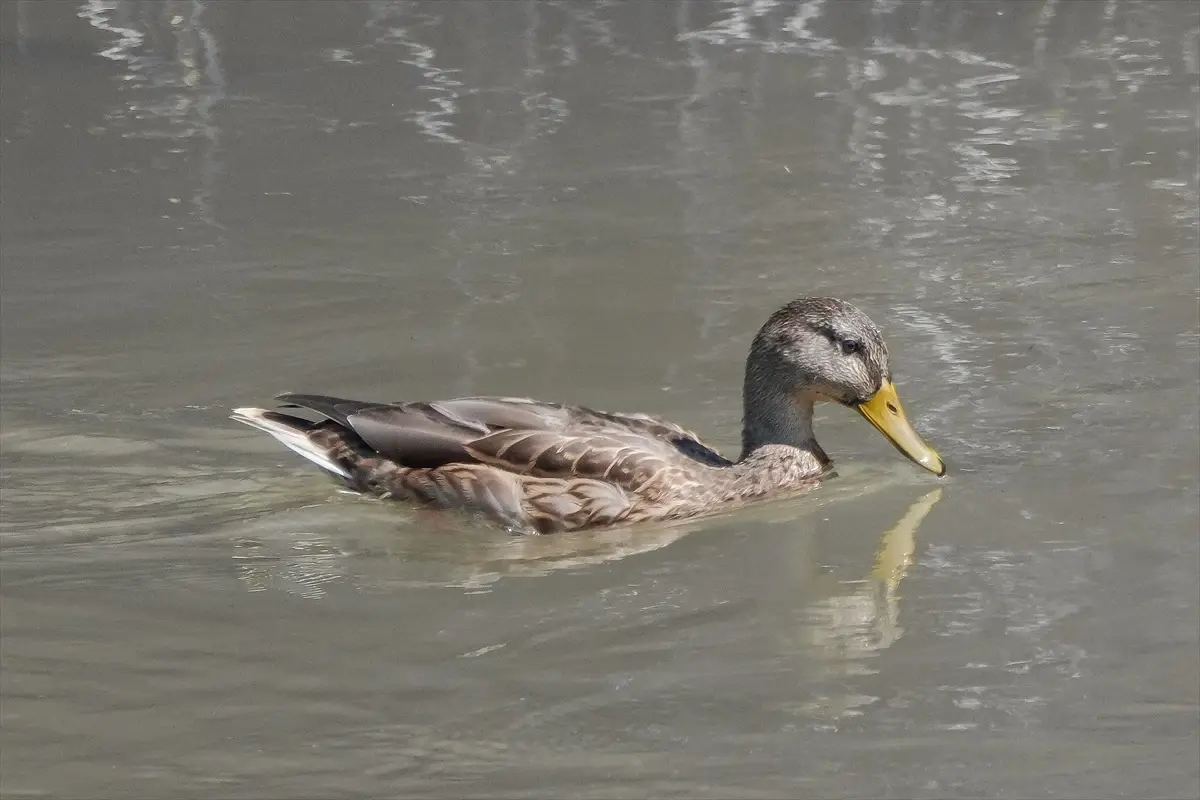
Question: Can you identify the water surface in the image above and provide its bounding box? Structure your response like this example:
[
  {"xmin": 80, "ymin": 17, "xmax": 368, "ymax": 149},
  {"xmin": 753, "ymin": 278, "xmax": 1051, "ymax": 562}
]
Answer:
[{"xmin": 2, "ymin": 2, "xmax": 1198, "ymax": 798}]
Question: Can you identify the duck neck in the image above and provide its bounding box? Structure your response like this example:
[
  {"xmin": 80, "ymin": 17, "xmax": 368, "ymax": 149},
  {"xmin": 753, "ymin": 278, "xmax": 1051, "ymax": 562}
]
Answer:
[{"xmin": 739, "ymin": 384, "xmax": 831, "ymax": 468}]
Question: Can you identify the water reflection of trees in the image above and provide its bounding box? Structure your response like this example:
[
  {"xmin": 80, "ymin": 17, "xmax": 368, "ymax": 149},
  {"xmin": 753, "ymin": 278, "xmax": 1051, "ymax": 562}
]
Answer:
[
  {"xmin": 70, "ymin": 0, "xmax": 226, "ymax": 233},
  {"xmin": 59, "ymin": 1, "xmax": 1195, "ymax": 288},
  {"xmin": 49, "ymin": 1, "xmax": 1199, "ymax": 235}
]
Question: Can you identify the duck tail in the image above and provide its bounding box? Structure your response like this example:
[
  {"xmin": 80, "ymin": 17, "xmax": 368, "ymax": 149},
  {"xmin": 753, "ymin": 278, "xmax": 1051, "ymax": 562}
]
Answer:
[{"xmin": 231, "ymin": 407, "xmax": 354, "ymax": 480}]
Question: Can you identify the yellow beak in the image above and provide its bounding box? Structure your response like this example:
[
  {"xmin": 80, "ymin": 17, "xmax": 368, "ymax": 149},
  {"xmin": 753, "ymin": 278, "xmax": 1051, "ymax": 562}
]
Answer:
[{"xmin": 856, "ymin": 380, "xmax": 946, "ymax": 476}]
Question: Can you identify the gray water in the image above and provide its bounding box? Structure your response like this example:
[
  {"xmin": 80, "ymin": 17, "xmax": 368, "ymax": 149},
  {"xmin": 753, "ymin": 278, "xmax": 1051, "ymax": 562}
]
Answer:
[{"xmin": 1, "ymin": 2, "xmax": 1198, "ymax": 798}]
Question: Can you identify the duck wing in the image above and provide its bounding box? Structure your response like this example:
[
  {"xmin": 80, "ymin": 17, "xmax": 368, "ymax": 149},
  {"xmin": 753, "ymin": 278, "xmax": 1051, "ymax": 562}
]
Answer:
[{"xmin": 274, "ymin": 394, "xmax": 732, "ymax": 480}]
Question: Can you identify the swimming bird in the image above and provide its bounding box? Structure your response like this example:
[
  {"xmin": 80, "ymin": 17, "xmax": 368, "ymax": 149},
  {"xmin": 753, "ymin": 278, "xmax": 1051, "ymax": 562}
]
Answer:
[{"xmin": 232, "ymin": 297, "xmax": 944, "ymax": 533}]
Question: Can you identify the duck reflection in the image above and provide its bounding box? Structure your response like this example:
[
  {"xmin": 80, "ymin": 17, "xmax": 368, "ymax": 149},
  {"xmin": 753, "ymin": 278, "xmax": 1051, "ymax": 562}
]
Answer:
[
  {"xmin": 768, "ymin": 488, "xmax": 943, "ymax": 722},
  {"xmin": 788, "ymin": 488, "xmax": 941, "ymax": 658},
  {"xmin": 230, "ymin": 477, "xmax": 941, "ymax": 616}
]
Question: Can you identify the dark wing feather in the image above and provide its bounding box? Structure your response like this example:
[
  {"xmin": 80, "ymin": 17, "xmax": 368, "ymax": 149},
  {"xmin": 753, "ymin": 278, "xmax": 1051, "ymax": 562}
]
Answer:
[
  {"xmin": 345, "ymin": 403, "xmax": 487, "ymax": 468},
  {"xmin": 275, "ymin": 393, "xmax": 378, "ymax": 428}
]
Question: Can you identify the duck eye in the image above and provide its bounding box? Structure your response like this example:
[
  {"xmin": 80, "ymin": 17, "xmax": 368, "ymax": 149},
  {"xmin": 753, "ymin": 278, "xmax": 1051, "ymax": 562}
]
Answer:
[{"xmin": 839, "ymin": 338, "xmax": 862, "ymax": 355}]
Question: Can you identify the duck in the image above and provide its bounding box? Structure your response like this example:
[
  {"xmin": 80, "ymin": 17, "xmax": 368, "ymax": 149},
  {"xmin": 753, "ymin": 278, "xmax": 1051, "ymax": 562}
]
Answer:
[{"xmin": 232, "ymin": 297, "xmax": 944, "ymax": 534}]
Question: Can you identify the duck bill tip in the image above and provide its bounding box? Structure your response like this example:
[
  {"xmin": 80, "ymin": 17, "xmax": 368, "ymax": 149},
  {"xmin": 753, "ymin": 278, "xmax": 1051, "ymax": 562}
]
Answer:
[{"xmin": 856, "ymin": 381, "xmax": 946, "ymax": 477}]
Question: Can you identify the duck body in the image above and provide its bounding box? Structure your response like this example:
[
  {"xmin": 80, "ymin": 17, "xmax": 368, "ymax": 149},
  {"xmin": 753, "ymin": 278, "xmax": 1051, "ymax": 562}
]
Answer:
[
  {"xmin": 233, "ymin": 395, "xmax": 823, "ymax": 533},
  {"xmin": 233, "ymin": 298, "xmax": 944, "ymax": 534}
]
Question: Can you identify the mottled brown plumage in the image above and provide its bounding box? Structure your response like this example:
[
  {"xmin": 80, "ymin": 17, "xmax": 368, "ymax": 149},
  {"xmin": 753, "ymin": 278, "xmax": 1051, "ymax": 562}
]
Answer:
[{"xmin": 232, "ymin": 297, "xmax": 944, "ymax": 533}]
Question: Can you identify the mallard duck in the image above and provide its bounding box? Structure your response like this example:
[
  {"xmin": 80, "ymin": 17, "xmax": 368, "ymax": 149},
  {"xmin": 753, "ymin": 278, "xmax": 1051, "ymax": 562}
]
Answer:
[{"xmin": 232, "ymin": 297, "xmax": 944, "ymax": 533}]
